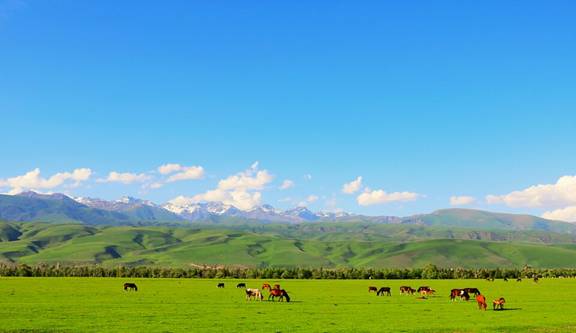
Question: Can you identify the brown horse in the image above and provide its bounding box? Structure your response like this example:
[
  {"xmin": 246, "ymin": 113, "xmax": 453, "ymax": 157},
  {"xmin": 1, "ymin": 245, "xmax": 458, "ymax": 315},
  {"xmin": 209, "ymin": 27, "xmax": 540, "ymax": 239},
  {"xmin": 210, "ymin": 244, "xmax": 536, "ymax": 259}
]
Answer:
[
  {"xmin": 123, "ymin": 283, "xmax": 138, "ymax": 291},
  {"xmin": 400, "ymin": 286, "xmax": 415, "ymax": 295},
  {"xmin": 217, "ymin": 283, "xmax": 225, "ymax": 288},
  {"xmin": 268, "ymin": 289, "xmax": 291, "ymax": 302},
  {"xmin": 493, "ymin": 297, "xmax": 506, "ymax": 310},
  {"xmin": 368, "ymin": 286, "xmax": 378, "ymax": 293},
  {"xmin": 476, "ymin": 294, "xmax": 487, "ymax": 311},
  {"xmin": 377, "ymin": 287, "xmax": 391, "ymax": 296},
  {"xmin": 237, "ymin": 283, "xmax": 246, "ymax": 288},
  {"xmin": 262, "ymin": 283, "xmax": 272, "ymax": 291},
  {"xmin": 273, "ymin": 284, "xmax": 281, "ymax": 290},
  {"xmin": 418, "ymin": 287, "xmax": 435, "ymax": 296},
  {"xmin": 450, "ymin": 289, "xmax": 469, "ymax": 301}
]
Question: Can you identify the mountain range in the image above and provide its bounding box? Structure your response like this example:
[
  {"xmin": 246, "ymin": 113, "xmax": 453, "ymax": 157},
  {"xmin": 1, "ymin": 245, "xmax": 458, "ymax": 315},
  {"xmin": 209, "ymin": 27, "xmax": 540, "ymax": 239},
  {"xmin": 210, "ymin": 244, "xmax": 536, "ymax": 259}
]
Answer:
[
  {"xmin": 0, "ymin": 191, "xmax": 574, "ymax": 234},
  {"xmin": 3, "ymin": 192, "xmax": 576, "ymax": 268}
]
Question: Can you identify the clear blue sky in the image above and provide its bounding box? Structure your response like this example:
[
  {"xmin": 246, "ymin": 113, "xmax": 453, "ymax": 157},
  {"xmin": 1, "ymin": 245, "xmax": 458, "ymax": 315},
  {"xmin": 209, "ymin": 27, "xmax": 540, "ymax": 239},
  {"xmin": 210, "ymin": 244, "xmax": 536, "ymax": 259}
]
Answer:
[{"xmin": 1, "ymin": 0, "xmax": 575, "ymax": 218}]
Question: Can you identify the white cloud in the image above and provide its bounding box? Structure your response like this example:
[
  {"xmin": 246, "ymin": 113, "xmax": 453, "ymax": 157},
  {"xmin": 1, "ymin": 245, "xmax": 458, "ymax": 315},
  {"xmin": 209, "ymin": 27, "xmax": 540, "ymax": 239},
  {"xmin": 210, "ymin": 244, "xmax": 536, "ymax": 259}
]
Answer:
[
  {"xmin": 342, "ymin": 176, "xmax": 363, "ymax": 194},
  {"xmin": 166, "ymin": 166, "xmax": 204, "ymax": 182},
  {"xmin": 542, "ymin": 206, "xmax": 576, "ymax": 222},
  {"xmin": 0, "ymin": 168, "xmax": 92, "ymax": 194},
  {"xmin": 100, "ymin": 171, "xmax": 150, "ymax": 184},
  {"xmin": 169, "ymin": 162, "xmax": 272, "ymax": 211},
  {"xmin": 218, "ymin": 163, "xmax": 273, "ymax": 191},
  {"xmin": 158, "ymin": 163, "xmax": 183, "ymax": 175},
  {"xmin": 357, "ymin": 189, "xmax": 420, "ymax": 206},
  {"xmin": 450, "ymin": 195, "xmax": 476, "ymax": 206},
  {"xmin": 279, "ymin": 179, "xmax": 295, "ymax": 190},
  {"xmin": 307, "ymin": 195, "xmax": 319, "ymax": 203},
  {"xmin": 486, "ymin": 175, "xmax": 576, "ymax": 208},
  {"xmin": 171, "ymin": 189, "xmax": 262, "ymax": 211}
]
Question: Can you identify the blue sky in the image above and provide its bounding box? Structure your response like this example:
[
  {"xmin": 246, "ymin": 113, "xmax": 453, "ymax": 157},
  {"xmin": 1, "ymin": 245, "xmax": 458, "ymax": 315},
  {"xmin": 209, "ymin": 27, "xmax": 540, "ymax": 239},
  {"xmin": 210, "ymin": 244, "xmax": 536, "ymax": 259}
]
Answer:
[{"xmin": 1, "ymin": 0, "xmax": 575, "ymax": 219}]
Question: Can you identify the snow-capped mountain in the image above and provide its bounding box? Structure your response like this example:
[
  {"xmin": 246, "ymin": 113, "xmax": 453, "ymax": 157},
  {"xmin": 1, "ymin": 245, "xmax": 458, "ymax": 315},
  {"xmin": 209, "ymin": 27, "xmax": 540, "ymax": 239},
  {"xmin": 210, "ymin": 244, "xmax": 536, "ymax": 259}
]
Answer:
[
  {"xmin": 161, "ymin": 197, "xmax": 351, "ymax": 223},
  {"xmin": 75, "ymin": 196, "xmax": 158, "ymax": 211},
  {"xmin": 15, "ymin": 192, "xmax": 357, "ymax": 223}
]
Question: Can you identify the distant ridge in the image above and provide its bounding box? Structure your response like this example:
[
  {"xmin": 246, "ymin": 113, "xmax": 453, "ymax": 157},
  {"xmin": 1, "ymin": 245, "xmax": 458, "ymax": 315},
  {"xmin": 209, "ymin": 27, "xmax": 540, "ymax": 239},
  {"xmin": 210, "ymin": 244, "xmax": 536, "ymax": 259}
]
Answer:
[{"xmin": 0, "ymin": 192, "xmax": 573, "ymax": 234}]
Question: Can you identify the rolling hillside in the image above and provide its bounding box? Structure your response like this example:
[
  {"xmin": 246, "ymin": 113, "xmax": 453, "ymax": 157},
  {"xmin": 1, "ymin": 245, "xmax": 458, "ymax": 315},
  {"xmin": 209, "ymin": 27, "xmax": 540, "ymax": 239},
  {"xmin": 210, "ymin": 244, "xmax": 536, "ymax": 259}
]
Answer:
[{"xmin": 2, "ymin": 221, "xmax": 576, "ymax": 269}]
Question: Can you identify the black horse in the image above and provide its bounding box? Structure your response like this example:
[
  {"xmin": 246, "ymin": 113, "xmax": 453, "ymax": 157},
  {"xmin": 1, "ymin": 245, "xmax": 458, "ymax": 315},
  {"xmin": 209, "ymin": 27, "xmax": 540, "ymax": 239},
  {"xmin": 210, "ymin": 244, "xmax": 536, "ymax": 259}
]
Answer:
[
  {"xmin": 236, "ymin": 283, "xmax": 246, "ymax": 288},
  {"xmin": 463, "ymin": 288, "xmax": 481, "ymax": 296},
  {"xmin": 377, "ymin": 287, "xmax": 391, "ymax": 296},
  {"xmin": 218, "ymin": 283, "xmax": 225, "ymax": 288},
  {"xmin": 124, "ymin": 283, "xmax": 138, "ymax": 291}
]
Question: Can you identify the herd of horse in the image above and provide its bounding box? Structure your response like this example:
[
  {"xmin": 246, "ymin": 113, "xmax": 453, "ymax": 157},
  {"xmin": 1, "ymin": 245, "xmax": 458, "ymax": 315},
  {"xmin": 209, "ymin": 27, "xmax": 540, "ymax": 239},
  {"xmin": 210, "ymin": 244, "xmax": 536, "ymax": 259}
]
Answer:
[
  {"xmin": 369, "ymin": 284, "xmax": 507, "ymax": 311},
  {"xmin": 123, "ymin": 279, "xmax": 519, "ymax": 310},
  {"xmin": 216, "ymin": 282, "xmax": 291, "ymax": 302}
]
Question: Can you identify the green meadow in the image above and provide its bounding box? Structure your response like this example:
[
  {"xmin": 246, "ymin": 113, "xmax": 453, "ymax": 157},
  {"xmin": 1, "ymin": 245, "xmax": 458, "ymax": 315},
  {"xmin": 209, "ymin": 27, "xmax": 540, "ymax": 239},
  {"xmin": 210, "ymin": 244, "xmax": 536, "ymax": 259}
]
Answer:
[
  {"xmin": 3, "ymin": 221, "xmax": 576, "ymax": 268},
  {"xmin": 1, "ymin": 277, "xmax": 575, "ymax": 332}
]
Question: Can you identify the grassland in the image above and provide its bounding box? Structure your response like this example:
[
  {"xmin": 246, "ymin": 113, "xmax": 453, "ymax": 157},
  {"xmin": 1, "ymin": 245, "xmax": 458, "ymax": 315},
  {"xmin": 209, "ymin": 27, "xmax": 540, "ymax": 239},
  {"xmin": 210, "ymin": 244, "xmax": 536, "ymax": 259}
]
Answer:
[
  {"xmin": 3, "ymin": 222, "xmax": 576, "ymax": 268},
  {"xmin": 0, "ymin": 277, "xmax": 575, "ymax": 332}
]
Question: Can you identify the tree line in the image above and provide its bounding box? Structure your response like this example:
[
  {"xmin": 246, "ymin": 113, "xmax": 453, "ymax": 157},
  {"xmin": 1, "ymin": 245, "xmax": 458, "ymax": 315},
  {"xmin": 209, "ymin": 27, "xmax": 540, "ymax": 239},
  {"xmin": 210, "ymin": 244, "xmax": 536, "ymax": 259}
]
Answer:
[{"xmin": 1, "ymin": 263, "xmax": 576, "ymax": 279}]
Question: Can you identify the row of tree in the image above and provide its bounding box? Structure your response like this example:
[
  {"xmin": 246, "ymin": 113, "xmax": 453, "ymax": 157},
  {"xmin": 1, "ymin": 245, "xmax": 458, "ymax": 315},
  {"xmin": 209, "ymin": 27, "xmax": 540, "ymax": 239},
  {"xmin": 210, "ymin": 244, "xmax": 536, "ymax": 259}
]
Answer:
[{"xmin": 1, "ymin": 263, "xmax": 575, "ymax": 279}]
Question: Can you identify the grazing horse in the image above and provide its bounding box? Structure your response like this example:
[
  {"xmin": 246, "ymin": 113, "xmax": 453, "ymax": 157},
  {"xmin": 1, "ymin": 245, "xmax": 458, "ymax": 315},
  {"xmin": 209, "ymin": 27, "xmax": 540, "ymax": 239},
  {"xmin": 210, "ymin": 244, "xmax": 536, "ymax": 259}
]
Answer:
[
  {"xmin": 123, "ymin": 283, "xmax": 138, "ymax": 291},
  {"xmin": 262, "ymin": 283, "xmax": 272, "ymax": 291},
  {"xmin": 463, "ymin": 288, "xmax": 481, "ymax": 296},
  {"xmin": 516, "ymin": 278, "xmax": 522, "ymax": 282},
  {"xmin": 493, "ymin": 297, "xmax": 506, "ymax": 310},
  {"xmin": 476, "ymin": 295, "xmax": 487, "ymax": 311},
  {"xmin": 400, "ymin": 286, "xmax": 415, "ymax": 295},
  {"xmin": 503, "ymin": 278, "xmax": 508, "ymax": 282},
  {"xmin": 533, "ymin": 276, "xmax": 539, "ymax": 283},
  {"xmin": 217, "ymin": 283, "xmax": 225, "ymax": 288},
  {"xmin": 245, "ymin": 288, "xmax": 263, "ymax": 301},
  {"xmin": 418, "ymin": 287, "xmax": 434, "ymax": 296},
  {"xmin": 368, "ymin": 286, "xmax": 378, "ymax": 293},
  {"xmin": 237, "ymin": 283, "xmax": 246, "ymax": 288},
  {"xmin": 450, "ymin": 289, "xmax": 469, "ymax": 301},
  {"xmin": 377, "ymin": 287, "xmax": 391, "ymax": 296},
  {"xmin": 268, "ymin": 289, "xmax": 291, "ymax": 302}
]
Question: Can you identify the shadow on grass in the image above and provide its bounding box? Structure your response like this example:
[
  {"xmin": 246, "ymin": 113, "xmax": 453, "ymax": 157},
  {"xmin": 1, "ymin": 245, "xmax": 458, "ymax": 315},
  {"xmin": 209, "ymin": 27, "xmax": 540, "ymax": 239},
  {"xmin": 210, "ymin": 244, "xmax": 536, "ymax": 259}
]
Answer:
[{"xmin": 494, "ymin": 307, "xmax": 522, "ymax": 311}]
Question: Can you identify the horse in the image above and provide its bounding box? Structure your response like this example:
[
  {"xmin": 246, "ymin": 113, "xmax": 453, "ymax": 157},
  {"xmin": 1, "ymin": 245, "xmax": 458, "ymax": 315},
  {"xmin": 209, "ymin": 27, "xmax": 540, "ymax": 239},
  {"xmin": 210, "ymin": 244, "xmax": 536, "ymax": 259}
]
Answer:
[
  {"xmin": 493, "ymin": 297, "xmax": 506, "ymax": 310},
  {"xmin": 217, "ymin": 283, "xmax": 225, "ymax": 288},
  {"xmin": 245, "ymin": 288, "xmax": 263, "ymax": 301},
  {"xmin": 377, "ymin": 287, "xmax": 391, "ymax": 296},
  {"xmin": 503, "ymin": 278, "xmax": 508, "ymax": 282},
  {"xmin": 476, "ymin": 294, "xmax": 487, "ymax": 311},
  {"xmin": 368, "ymin": 286, "xmax": 378, "ymax": 293},
  {"xmin": 450, "ymin": 289, "xmax": 468, "ymax": 301},
  {"xmin": 268, "ymin": 289, "xmax": 291, "ymax": 302},
  {"xmin": 533, "ymin": 276, "xmax": 539, "ymax": 283},
  {"xmin": 400, "ymin": 286, "xmax": 415, "ymax": 295},
  {"xmin": 418, "ymin": 287, "xmax": 434, "ymax": 296},
  {"xmin": 123, "ymin": 283, "xmax": 138, "ymax": 291},
  {"xmin": 486, "ymin": 278, "xmax": 495, "ymax": 282},
  {"xmin": 262, "ymin": 283, "xmax": 272, "ymax": 291},
  {"xmin": 273, "ymin": 284, "xmax": 281, "ymax": 290},
  {"xmin": 237, "ymin": 283, "xmax": 246, "ymax": 288},
  {"xmin": 463, "ymin": 288, "xmax": 481, "ymax": 296},
  {"xmin": 516, "ymin": 278, "xmax": 522, "ymax": 282}
]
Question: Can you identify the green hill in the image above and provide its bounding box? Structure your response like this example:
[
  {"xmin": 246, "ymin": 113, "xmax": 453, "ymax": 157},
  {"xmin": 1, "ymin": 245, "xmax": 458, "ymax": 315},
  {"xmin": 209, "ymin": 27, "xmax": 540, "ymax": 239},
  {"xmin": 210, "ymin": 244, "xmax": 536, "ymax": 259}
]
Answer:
[
  {"xmin": 2, "ymin": 221, "xmax": 576, "ymax": 268},
  {"xmin": 404, "ymin": 208, "xmax": 576, "ymax": 233}
]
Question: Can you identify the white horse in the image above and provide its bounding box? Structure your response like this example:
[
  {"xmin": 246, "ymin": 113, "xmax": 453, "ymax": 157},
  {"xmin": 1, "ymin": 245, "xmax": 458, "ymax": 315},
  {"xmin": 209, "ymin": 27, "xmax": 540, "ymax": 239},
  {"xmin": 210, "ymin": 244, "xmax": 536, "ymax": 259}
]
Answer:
[{"xmin": 245, "ymin": 288, "xmax": 263, "ymax": 301}]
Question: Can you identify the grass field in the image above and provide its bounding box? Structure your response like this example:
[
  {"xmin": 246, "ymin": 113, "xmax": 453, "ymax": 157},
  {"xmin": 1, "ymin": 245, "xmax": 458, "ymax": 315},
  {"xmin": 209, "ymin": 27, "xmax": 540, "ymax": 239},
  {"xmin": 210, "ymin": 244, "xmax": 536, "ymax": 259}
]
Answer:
[{"xmin": 1, "ymin": 278, "xmax": 575, "ymax": 332}]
